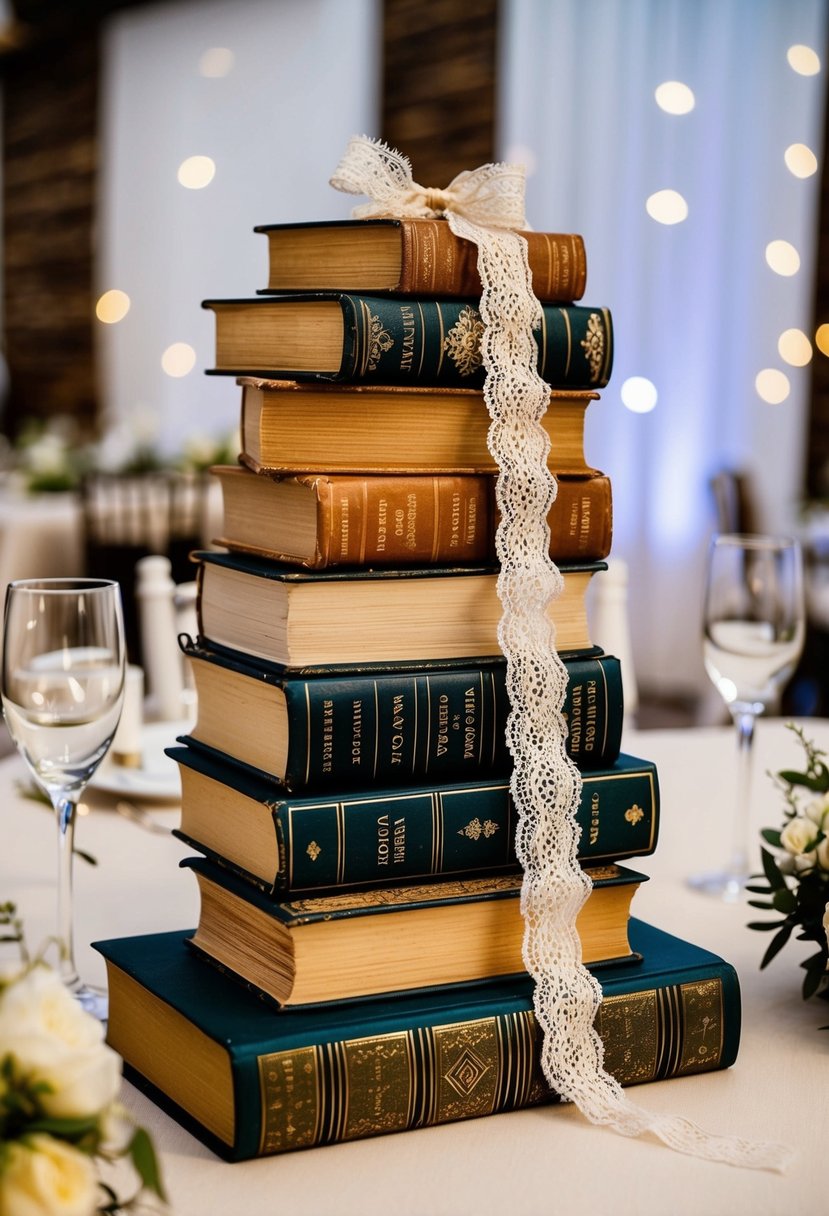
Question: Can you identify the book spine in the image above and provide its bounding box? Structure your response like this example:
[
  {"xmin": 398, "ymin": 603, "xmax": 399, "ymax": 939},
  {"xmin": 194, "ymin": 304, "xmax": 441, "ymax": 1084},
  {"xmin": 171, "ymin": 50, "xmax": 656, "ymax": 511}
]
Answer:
[
  {"xmin": 399, "ymin": 221, "xmax": 587, "ymax": 302},
  {"xmin": 249, "ymin": 968, "xmax": 733, "ymax": 1155},
  {"xmin": 271, "ymin": 756, "xmax": 654, "ymax": 892},
  {"xmin": 295, "ymin": 473, "xmax": 611, "ymax": 568},
  {"xmin": 340, "ymin": 297, "xmax": 612, "ymax": 389},
  {"xmin": 283, "ymin": 652, "xmax": 622, "ymax": 788}
]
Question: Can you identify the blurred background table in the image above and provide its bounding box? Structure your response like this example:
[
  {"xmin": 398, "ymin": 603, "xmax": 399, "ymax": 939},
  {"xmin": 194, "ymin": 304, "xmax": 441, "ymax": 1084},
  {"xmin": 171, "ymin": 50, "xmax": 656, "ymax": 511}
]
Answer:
[{"xmin": 2, "ymin": 718, "xmax": 827, "ymax": 1216}]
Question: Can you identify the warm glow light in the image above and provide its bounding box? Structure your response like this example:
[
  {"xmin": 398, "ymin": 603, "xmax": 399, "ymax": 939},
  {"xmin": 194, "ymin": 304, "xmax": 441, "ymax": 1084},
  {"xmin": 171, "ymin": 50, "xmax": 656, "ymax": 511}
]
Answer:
[
  {"xmin": 784, "ymin": 143, "xmax": 818, "ymax": 178},
  {"xmin": 199, "ymin": 47, "xmax": 235, "ymax": 77},
  {"xmin": 161, "ymin": 343, "xmax": 196, "ymax": 377},
  {"xmin": 787, "ymin": 44, "xmax": 821, "ymax": 76},
  {"xmin": 778, "ymin": 328, "xmax": 813, "ymax": 367},
  {"xmin": 765, "ymin": 240, "xmax": 800, "ymax": 276},
  {"xmin": 177, "ymin": 155, "xmax": 216, "ymax": 189},
  {"xmin": 95, "ymin": 289, "xmax": 130, "ymax": 324},
  {"xmin": 645, "ymin": 189, "xmax": 688, "ymax": 225},
  {"xmin": 755, "ymin": 369, "xmax": 791, "ymax": 404},
  {"xmin": 816, "ymin": 323, "xmax": 829, "ymax": 357},
  {"xmin": 654, "ymin": 81, "xmax": 695, "ymax": 114},
  {"xmin": 620, "ymin": 376, "xmax": 658, "ymax": 413}
]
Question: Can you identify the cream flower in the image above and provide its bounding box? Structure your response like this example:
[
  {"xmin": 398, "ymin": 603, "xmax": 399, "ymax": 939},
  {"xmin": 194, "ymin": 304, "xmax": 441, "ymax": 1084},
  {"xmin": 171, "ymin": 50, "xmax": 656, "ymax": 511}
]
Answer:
[
  {"xmin": 0, "ymin": 1135, "xmax": 98, "ymax": 1216},
  {"xmin": 805, "ymin": 793, "xmax": 829, "ymax": 827},
  {"xmin": 0, "ymin": 966, "xmax": 121, "ymax": 1118},
  {"xmin": 780, "ymin": 817, "xmax": 817, "ymax": 856}
]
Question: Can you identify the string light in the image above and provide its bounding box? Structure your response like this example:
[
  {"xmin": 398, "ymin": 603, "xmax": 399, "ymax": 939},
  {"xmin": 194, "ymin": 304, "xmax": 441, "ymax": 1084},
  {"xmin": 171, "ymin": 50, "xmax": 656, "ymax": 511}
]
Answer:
[
  {"xmin": 177, "ymin": 156, "xmax": 216, "ymax": 189},
  {"xmin": 645, "ymin": 189, "xmax": 688, "ymax": 225},
  {"xmin": 778, "ymin": 328, "xmax": 812, "ymax": 367},
  {"xmin": 621, "ymin": 376, "xmax": 658, "ymax": 413},
  {"xmin": 765, "ymin": 240, "xmax": 800, "ymax": 276},
  {"xmin": 755, "ymin": 369, "xmax": 790, "ymax": 404},
  {"xmin": 95, "ymin": 290, "xmax": 130, "ymax": 324},
  {"xmin": 161, "ymin": 343, "xmax": 196, "ymax": 377},
  {"xmin": 654, "ymin": 81, "xmax": 695, "ymax": 114}
]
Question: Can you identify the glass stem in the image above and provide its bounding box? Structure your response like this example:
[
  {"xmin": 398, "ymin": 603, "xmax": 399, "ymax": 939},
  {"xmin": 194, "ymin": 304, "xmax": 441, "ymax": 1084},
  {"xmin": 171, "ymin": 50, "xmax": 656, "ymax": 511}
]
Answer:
[
  {"xmin": 54, "ymin": 793, "xmax": 80, "ymax": 990},
  {"xmin": 729, "ymin": 709, "xmax": 757, "ymax": 883}
]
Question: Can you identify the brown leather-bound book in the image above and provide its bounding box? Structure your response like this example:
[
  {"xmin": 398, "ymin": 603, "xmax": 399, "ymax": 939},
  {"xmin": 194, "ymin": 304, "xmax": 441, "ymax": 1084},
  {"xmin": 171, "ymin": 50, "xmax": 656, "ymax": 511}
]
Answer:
[
  {"xmin": 254, "ymin": 218, "xmax": 587, "ymax": 302},
  {"xmin": 238, "ymin": 378, "xmax": 601, "ymax": 475},
  {"xmin": 212, "ymin": 464, "xmax": 613, "ymax": 569}
]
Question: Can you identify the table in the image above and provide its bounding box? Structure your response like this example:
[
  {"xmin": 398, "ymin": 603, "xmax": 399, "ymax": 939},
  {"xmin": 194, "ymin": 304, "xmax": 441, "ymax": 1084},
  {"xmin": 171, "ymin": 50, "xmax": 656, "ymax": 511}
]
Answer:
[{"xmin": 3, "ymin": 719, "xmax": 828, "ymax": 1216}]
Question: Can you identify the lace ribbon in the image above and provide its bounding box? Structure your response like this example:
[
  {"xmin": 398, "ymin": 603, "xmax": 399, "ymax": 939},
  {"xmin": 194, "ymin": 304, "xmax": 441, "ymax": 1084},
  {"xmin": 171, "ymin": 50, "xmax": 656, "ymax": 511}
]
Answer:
[{"xmin": 330, "ymin": 135, "xmax": 791, "ymax": 1171}]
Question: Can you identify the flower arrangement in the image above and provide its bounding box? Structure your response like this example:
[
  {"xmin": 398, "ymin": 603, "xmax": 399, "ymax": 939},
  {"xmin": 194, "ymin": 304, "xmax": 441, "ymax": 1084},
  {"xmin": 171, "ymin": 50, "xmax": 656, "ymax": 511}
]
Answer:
[
  {"xmin": 0, "ymin": 903, "xmax": 166, "ymax": 1214},
  {"xmin": 748, "ymin": 723, "xmax": 829, "ymax": 1002}
]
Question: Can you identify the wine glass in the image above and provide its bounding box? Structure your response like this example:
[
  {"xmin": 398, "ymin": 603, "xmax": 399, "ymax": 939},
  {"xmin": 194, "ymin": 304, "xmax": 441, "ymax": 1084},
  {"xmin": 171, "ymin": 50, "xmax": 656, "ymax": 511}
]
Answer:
[
  {"xmin": 690, "ymin": 534, "xmax": 805, "ymax": 901},
  {"xmin": 2, "ymin": 579, "xmax": 126, "ymax": 1018}
]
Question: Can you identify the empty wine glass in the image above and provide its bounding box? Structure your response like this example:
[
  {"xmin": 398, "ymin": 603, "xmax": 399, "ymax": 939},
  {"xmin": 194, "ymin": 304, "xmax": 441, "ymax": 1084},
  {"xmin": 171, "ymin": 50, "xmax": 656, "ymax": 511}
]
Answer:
[
  {"xmin": 2, "ymin": 579, "xmax": 126, "ymax": 1018},
  {"xmin": 690, "ymin": 534, "xmax": 805, "ymax": 900}
]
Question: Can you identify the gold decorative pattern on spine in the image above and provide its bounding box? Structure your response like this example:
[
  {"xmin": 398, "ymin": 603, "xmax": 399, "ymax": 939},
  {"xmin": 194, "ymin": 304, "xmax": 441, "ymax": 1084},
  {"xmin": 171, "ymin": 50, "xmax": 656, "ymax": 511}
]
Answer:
[
  {"xmin": 442, "ymin": 305, "xmax": 485, "ymax": 376},
  {"xmin": 457, "ymin": 817, "xmax": 500, "ymax": 841},
  {"xmin": 678, "ymin": 979, "xmax": 724, "ymax": 1074},
  {"xmin": 434, "ymin": 1019, "xmax": 500, "ymax": 1120},
  {"xmin": 306, "ymin": 840, "xmax": 321, "ymax": 861},
  {"xmin": 597, "ymin": 989, "xmax": 660, "ymax": 1084},
  {"xmin": 258, "ymin": 1045, "xmax": 319, "ymax": 1154},
  {"xmin": 367, "ymin": 310, "xmax": 394, "ymax": 371},
  {"xmin": 624, "ymin": 805, "xmax": 645, "ymax": 826},
  {"xmin": 580, "ymin": 312, "xmax": 606, "ymax": 383},
  {"xmin": 342, "ymin": 1032, "xmax": 412, "ymax": 1140}
]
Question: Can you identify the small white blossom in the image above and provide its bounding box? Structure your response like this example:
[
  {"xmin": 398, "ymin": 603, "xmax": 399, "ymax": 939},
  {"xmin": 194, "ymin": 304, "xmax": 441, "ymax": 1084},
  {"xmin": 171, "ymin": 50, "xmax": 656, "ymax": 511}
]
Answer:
[
  {"xmin": 780, "ymin": 817, "xmax": 817, "ymax": 856},
  {"xmin": 0, "ymin": 965, "xmax": 121, "ymax": 1117},
  {"xmin": 805, "ymin": 794, "xmax": 829, "ymax": 827},
  {"xmin": 0, "ymin": 1134, "xmax": 98, "ymax": 1216}
]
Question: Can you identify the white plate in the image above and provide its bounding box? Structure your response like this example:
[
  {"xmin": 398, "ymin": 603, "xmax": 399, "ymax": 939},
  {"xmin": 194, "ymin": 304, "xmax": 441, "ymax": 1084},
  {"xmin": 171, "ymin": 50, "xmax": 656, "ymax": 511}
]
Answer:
[{"xmin": 91, "ymin": 720, "xmax": 191, "ymax": 801}]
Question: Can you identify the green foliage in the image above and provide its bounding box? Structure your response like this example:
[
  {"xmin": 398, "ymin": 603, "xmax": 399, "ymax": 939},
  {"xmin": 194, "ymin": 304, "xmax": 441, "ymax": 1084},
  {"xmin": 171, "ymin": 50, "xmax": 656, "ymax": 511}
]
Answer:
[{"xmin": 751, "ymin": 724, "xmax": 829, "ymax": 1007}]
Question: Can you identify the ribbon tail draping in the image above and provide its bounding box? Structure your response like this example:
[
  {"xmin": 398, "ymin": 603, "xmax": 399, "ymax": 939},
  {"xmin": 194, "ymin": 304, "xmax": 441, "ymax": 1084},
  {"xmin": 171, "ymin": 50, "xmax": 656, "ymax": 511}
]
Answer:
[{"xmin": 329, "ymin": 134, "xmax": 793, "ymax": 1173}]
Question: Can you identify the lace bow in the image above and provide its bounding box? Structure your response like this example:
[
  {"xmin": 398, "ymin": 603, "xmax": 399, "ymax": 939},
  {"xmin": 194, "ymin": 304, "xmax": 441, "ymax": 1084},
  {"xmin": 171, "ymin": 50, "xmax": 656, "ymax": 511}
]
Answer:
[
  {"xmin": 329, "ymin": 135, "xmax": 792, "ymax": 1174},
  {"xmin": 330, "ymin": 134, "xmax": 530, "ymax": 230}
]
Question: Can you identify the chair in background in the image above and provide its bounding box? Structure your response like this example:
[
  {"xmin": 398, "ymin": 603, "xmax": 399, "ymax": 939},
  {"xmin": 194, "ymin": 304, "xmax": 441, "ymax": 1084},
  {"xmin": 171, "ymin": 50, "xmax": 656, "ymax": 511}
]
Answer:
[{"xmin": 82, "ymin": 470, "xmax": 210, "ymax": 664}]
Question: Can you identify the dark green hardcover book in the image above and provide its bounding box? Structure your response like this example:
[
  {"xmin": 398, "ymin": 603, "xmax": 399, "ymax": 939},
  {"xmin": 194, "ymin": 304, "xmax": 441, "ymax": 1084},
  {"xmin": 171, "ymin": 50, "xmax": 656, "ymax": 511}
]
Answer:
[
  {"xmin": 202, "ymin": 293, "xmax": 613, "ymax": 389},
  {"xmin": 95, "ymin": 920, "xmax": 741, "ymax": 1161},
  {"xmin": 180, "ymin": 638, "xmax": 624, "ymax": 788},
  {"xmin": 193, "ymin": 550, "xmax": 604, "ymax": 667},
  {"xmin": 168, "ymin": 743, "xmax": 659, "ymax": 896},
  {"xmin": 178, "ymin": 857, "xmax": 647, "ymax": 1007}
]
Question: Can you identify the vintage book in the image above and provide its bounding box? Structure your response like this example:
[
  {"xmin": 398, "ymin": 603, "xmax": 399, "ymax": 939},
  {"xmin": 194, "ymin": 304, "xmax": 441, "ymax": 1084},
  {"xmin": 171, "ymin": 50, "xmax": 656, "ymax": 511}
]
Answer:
[
  {"xmin": 168, "ymin": 742, "xmax": 658, "ymax": 895},
  {"xmin": 181, "ymin": 857, "xmax": 647, "ymax": 1007},
  {"xmin": 202, "ymin": 294, "xmax": 613, "ymax": 389},
  {"xmin": 97, "ymin": 920, "xmax": 741, "ymax": 1160},
  {"xmin": 194, "ymin": 550, "xmax": 604, "ymax": 667},
  {"xmin": 255, "ymin": 217, "xmax": 588, "ymax": 301},
  {"xmin": 178, "ymin": 642, "xmax": 625, "ymax": 787},
  {"xmin": 212, "ymin": 464, "xmax": 613, "ymax": 567},
  {"xmin": 237, "ymin": 379, "xmax": 600, "ymax": 476}
]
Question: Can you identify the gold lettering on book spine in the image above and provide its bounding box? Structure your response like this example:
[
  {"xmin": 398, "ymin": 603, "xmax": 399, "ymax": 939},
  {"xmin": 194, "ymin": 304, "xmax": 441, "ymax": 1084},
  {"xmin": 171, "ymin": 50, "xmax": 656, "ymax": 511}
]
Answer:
[
  {"xmin": 342, "ymin": 1032, "xmax": 412, "ymax": 1140},
  {"xmin": 258, "ymin": 1045, "xmax": 320, "ymax": 1153}
]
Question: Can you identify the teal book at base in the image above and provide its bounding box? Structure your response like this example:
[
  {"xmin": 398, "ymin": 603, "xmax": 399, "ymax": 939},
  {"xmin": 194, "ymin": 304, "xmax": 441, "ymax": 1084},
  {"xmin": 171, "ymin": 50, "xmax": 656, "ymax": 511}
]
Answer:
[{"xmin": 95, "ymin": 920, "xmax": 740, "ymax": 1162}]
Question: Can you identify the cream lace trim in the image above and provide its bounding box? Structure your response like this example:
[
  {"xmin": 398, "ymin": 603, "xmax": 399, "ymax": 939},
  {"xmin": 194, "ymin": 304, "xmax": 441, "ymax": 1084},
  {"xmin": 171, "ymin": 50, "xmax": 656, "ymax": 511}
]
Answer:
[{"xmin": 330, "ymin": 135, "xmax": 791, "ymax": 1171}]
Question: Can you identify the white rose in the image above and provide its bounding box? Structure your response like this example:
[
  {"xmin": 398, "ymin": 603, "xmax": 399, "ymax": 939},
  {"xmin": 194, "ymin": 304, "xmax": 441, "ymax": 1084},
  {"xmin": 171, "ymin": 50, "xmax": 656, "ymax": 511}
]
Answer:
[
  {"xmin": 805, "ymin": 794, "xmax": 829, "ymax": 827},
  {"xmin": 780, "ymin": 817, "xmax": 816, "ymax": 856},
  {"xmin": 817, "ymin": 836, "xmax": 829, "ymax": 873},
  {"xmin": 0, "ymin": 1135, "xmax": 98, "ymax": 1216},
  {"xmin": 0, "ymin": 967, "xmax": 121, "ymax": 1117}
]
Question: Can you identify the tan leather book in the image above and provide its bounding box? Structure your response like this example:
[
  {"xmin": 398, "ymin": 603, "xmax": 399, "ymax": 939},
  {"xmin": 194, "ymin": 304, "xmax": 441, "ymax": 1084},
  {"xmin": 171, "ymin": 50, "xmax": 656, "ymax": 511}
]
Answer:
[
  {"xmin": 254, "ymin": 217, "xmax": 587, "ymax": 301},
  {"xmin": 212, "ymin": 464, "xmax": 612, "ymax": 569}
]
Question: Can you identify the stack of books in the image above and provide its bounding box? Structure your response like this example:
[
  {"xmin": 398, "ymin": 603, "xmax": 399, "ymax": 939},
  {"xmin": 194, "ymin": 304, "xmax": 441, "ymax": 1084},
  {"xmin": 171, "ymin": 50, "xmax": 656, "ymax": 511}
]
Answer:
[{"xmin": 96, "ymin": 216, "xmax": 741, "ymax": 1161}]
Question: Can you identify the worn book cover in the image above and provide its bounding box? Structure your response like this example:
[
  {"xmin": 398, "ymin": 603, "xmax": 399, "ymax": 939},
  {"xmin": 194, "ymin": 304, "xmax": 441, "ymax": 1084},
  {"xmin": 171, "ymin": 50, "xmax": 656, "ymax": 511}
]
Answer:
[{"xmin": 96, "ymin": 920, "xmax": 740, "ymax": 1160}]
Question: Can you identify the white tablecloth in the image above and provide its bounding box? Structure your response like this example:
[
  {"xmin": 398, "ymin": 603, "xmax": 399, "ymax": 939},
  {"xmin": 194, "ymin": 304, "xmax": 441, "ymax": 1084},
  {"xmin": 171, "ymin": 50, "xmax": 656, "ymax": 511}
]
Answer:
[{"xmin": 3, "ymin": 718, "xmax": 828, "ymax": 1216}]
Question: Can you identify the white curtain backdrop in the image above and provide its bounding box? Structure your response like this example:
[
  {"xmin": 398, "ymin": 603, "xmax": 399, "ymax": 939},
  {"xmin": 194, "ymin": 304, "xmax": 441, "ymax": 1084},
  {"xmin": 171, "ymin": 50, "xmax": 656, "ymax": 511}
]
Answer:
[
  {"xmin": 499, "ymin": 0, "xmax": 828, "ymax": 704},
  {"xmin": 97, "ymin": 0, "xmax": 379, "ymax": 458}
]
